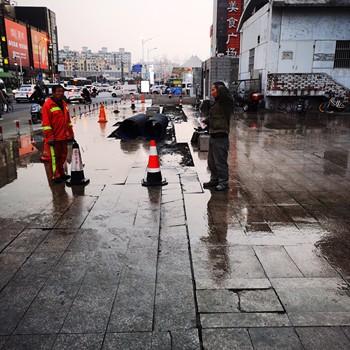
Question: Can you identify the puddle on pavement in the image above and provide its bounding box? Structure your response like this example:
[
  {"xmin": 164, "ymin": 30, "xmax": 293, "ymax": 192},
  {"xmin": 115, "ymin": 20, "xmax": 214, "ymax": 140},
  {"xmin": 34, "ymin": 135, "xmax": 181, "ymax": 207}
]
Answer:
[
  {"xmin": 158, "ymin": 143, "xmax": 194, "ymax": 167},
  {"xmin": 0, "ymin": 132, "xmax": 44, "ymax": 189}
]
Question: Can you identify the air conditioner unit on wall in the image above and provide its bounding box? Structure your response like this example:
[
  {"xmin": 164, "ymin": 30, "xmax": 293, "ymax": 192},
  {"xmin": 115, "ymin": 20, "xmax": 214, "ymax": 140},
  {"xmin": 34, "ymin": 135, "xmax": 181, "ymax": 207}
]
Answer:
[{"xmin": 250, "ymin": 69, "xmax": 260, "ymax": 79}]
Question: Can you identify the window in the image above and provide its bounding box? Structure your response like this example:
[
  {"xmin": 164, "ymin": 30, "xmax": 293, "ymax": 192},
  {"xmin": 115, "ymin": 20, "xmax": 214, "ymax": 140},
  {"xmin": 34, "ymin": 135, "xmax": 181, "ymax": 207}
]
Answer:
[
  {"xmin": 248, "ymin": 48, "xmax": 255, "ymax": 72},
  {"xmin": 334, "ymin": 40, "xmax": 350, "ymax": 68}
]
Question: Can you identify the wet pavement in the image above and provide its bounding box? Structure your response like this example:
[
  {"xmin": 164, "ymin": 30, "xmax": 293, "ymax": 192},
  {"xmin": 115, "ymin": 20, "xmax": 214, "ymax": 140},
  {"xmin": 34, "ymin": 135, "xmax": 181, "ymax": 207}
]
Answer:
[{"xmin": 0, "ymin": 98, "xmax": 350, "ymax": 349}]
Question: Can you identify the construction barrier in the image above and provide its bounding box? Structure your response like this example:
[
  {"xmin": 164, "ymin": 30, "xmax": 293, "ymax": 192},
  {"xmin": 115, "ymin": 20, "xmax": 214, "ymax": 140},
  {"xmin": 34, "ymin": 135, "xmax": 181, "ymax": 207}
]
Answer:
[{"xmin": 15, "ymin": 120, "xmax": 20, "ymax": 135}]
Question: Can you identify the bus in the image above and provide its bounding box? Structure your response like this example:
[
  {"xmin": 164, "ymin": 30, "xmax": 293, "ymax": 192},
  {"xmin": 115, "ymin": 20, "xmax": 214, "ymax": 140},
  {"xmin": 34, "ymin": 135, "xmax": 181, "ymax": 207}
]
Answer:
[{"xmin": 68, "ymin": 77, "xmax": 92, "ymax": 87}]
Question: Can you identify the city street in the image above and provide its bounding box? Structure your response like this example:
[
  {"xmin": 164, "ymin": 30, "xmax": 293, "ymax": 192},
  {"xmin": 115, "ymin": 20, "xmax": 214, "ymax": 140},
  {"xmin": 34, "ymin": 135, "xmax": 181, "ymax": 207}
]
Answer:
[
  {"xmin": 0, "ymin": 98, "xmax": 350, "ymax": 349},
  {"xmin": 0, "ymin": 92, "xmax": 120, "ymax": 139}
]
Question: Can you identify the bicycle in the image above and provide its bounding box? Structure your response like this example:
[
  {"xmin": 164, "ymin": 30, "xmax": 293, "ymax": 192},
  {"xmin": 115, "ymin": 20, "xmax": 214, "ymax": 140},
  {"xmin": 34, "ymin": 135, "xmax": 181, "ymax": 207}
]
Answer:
[
  {"xmin": 278, "ymin": 98, "xmax": 312, "ymax": 113},
  {"xmin": 278, "ymin": 100, "xmax": 299, "ymax": 112},
  {"xmin": 319, "ymin": 96, "xmax": 348, "ymax": 113}
]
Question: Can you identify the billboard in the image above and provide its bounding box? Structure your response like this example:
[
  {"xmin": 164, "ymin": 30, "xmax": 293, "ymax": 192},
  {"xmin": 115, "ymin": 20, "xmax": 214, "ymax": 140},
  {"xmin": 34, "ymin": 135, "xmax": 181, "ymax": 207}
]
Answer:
[
  {"xmin": 31, "ymin": 29, "xmax": 49, "ymax": 70},
  {"xmin": 226, "ymin": 0, "xmax": 242, "ymax": 57},
  {"xmin": 4, "ymin": 18, "xmax": 30, "ymax": 67}
]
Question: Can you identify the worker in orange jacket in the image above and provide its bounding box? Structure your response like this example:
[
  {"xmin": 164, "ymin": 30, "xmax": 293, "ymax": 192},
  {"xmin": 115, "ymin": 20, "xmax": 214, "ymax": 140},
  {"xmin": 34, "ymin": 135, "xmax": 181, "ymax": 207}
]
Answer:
[{"xmin": 41, "ymin": 84, "xmax": 75, "ymax": 183}]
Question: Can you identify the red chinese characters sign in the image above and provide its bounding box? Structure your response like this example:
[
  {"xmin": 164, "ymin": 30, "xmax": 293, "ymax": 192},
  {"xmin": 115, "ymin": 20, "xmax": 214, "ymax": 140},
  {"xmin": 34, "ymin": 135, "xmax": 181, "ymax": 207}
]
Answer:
[
  {"xmin": 31, "ymin": 29, "xmax": 49, "ymax": 70},
  {"xmin": 5, "ymin": 18, "xmax": 30, "ymax": 67},
  {"xmin": 226, "ymin": 0, "xmax": 242, "ymax": 57}
]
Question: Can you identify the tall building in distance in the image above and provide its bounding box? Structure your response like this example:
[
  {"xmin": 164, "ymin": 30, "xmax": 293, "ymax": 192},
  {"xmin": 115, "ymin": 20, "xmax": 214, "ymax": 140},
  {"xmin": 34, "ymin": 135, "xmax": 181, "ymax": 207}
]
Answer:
[
  {"xmin": 58, "ymin": 47, "xmax": 133, "ymax": 82},
  {"xmin": 0, "ymin": 2, "xmax": 58, "ymax": 84}
]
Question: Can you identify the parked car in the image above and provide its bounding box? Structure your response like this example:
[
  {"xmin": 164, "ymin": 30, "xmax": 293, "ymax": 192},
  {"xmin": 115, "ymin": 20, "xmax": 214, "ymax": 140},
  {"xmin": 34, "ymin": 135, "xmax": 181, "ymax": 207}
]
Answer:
[
  {"xmin": 14, "ymin": 84, "xmax": 36, "ymax": 102},
  {"xmin": 110, "ymin": 86, "xmax": 122, "ymax": 98},
  {"xmin": 101, "ymin": 84, "xmax": 111, "ymax": 92},
  {"xmin": 64, "ymin": 85, "xmax": 83, "ymax": 103},
  {"xmin": 110, "ymin": 84, "xmax": 139, "ymax": 96},
  {"xmin": 150, "ymin": 85, "xmax": 166, "ymax": 94}
]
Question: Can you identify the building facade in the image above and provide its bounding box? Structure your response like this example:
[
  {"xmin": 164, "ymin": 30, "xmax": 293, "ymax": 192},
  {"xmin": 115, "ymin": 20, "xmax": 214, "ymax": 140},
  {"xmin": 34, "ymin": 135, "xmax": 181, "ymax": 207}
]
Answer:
[
  {"xmin": 237, "ymin": 0, "xmax": 350, "ymax": 108},
  {"xmin": 0, "ymin": 1, "xmax": 59, "ymax": 84},
  {"xmin": 203, "ymin": 0, "xmax": 243, "ymax": 99},
  {"xmin": 59, "ymin": 47, "xmax": 132, "ymax": 82}
]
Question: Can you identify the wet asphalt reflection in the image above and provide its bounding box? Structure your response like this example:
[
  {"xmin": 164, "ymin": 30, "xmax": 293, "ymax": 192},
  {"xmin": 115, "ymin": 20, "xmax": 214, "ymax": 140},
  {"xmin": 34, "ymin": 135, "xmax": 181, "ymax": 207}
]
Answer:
[{"xmin": 0, "ymin": 99, "xmax": 350, "ymax": 348}]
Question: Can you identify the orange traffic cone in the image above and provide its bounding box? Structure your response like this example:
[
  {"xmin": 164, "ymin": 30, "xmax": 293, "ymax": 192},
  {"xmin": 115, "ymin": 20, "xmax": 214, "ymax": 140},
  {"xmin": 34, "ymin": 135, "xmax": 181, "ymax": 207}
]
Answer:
[
  {"xmin": 142, "ymin": 140, "xmax": 168, "ymax": 187},
  {"xmin": 179, "ymin": 98, "xmax": 183, "ymax": 109},
  {"xmin": 141, "ymin": 94, "xmax": 145, "ymax": 103},
  {"xmin": 98, "ymin": 103, "xmax": 107, "ymax": 123},
  {"xmin": 40, "ymin": 138, "xmax": 50, "ymax": 162},
  {"xmin": 66, "ymin": 141, "xmax": 89, "ymax": 186}
]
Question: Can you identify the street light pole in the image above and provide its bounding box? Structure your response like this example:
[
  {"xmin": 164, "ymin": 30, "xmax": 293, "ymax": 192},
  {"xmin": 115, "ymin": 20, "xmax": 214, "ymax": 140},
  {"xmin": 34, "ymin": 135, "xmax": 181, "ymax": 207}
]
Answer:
[
  {"xmin": 14, "ymin": 60, "xmax": 19, "ymax": 88},
  {"xmin": 141, "ymin": 37, "xmax": 152, "ymax": 79},
  {"xmin": 13, "ymin": 56, "xmax": 23, "ymax": 87},
  {"xmin": 142, "ymin": 37, "xmax": 152, "ymax": 63},
  {"xmin": 148, "ymin": 47, "xmax": 157, "ymax": 62}
]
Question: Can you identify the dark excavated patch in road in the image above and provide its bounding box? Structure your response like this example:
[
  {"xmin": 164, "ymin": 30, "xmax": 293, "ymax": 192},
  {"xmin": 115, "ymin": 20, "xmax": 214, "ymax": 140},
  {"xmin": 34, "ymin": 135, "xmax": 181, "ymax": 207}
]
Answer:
[{"xmin": 158, "ymin": 142, "xmax": 194, "ymax": 167}]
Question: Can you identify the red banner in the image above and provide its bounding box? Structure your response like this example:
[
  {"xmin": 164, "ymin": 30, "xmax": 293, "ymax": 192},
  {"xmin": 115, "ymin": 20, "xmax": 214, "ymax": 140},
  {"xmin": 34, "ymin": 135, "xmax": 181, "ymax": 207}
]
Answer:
[
  {"xmin": 226, "ymin": 0, "xmax": 242, "ymax": 57},
  {"xmin": 5, "ymin": 18, "xmax": 30, "ymax": 67},
  {"xmin": 31, "ymin": 29, "xmax": 49, "ymax": 70}
]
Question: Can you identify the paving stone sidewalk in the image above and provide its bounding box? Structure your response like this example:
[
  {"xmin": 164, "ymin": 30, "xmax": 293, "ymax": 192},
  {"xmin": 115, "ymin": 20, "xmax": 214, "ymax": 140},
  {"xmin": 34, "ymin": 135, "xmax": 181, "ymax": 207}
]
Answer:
[{"xmin": 0, "ymin": 104, "xmax": 350, "ymax": 349}]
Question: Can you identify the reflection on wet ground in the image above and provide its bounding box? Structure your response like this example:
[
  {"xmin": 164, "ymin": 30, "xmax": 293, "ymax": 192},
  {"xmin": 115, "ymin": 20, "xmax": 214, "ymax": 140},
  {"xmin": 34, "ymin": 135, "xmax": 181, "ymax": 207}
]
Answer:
[
  {"xmin": 186, "ymin": 109, "xmax": 350, "ymax": 346},
  {"xmin": 191, "ymin": 111, "xmax": 350, "ymax": 279},
  {"xmin": 1, "ymin": 103, "xmax": 350, "ymax": 348}
]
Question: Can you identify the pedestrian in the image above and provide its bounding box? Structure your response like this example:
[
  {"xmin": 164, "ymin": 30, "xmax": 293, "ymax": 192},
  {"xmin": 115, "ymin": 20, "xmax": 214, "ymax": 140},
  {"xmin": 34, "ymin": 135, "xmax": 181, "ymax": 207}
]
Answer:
[
  {"xmin": 81, "ymin": 87, "xmax": 91, "ymax": 104},
  {"xmin": 29, "ymin": 85, "xmax": 46, "ymax": 106},
  {"xmin": 41, "ymin": 84, "xmax": 75, "ymax": 183},
  {"xmin": 201, "ymin": 81, "xmax": 234, "ymax": 191}
]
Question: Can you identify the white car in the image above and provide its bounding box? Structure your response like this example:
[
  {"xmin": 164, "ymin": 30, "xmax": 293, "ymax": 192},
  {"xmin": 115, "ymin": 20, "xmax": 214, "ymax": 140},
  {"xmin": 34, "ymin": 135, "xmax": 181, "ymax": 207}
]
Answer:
[
  {"xmin": 150, "ymin": 85, "xmax": 166, "ymax": 94},
  {"xmin": 64, "ymin": 85, "xmax": 83, "ymax": 103},
  {"xmin": 110, "ymin": 86, "xmax": 122, "ymax": 98},
  {"xmin": 14, "ymin": 84, "xmax": 36, "ymax": 102}
]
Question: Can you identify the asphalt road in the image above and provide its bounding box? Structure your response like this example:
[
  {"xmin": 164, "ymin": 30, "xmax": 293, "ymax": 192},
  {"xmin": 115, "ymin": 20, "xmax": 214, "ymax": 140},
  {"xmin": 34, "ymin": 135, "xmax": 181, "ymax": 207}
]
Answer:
[{"xmin": 0, "ymin": 92, "xmax": 118, "ymax": 140}]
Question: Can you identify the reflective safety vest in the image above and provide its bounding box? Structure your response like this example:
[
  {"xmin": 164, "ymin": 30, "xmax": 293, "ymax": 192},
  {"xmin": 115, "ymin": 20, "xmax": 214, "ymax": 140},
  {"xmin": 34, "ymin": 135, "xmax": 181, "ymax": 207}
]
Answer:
[{"xmin": 42, "ymin": 98, "xmax": 74, "ymax": 142}]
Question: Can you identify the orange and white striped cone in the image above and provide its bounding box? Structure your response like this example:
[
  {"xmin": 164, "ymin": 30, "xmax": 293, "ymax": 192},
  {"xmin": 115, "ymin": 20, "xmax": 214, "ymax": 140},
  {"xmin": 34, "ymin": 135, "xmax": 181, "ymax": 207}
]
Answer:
[
  {"xmin": 66, "ymin": 141, "xmax": 90, "ymax": 186},
  {"xmin": 142, "ymin": 140, "xmax": 168, "ymax": 187},
  {"xmin": 141, "ymin": 94, "xmax": 145, "ymax": 103}
]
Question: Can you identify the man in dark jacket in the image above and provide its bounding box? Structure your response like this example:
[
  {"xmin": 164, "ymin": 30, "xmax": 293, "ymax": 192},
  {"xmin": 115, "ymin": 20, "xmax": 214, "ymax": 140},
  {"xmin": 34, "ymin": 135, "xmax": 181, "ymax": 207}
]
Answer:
[
  {"xmin": 81, "ymin": 87, "xmax": 91, "ymax": 104},
  {"xmin": 202, "ymin": 81, "xmax": 233, "ymax": 191}
]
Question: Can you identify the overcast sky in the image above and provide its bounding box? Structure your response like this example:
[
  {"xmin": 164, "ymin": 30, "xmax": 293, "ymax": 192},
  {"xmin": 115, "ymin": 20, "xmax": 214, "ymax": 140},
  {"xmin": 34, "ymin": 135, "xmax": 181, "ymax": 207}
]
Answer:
[{"xmin": 16, "ymin": 0, "xmax": 214, "ymax": 64}]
